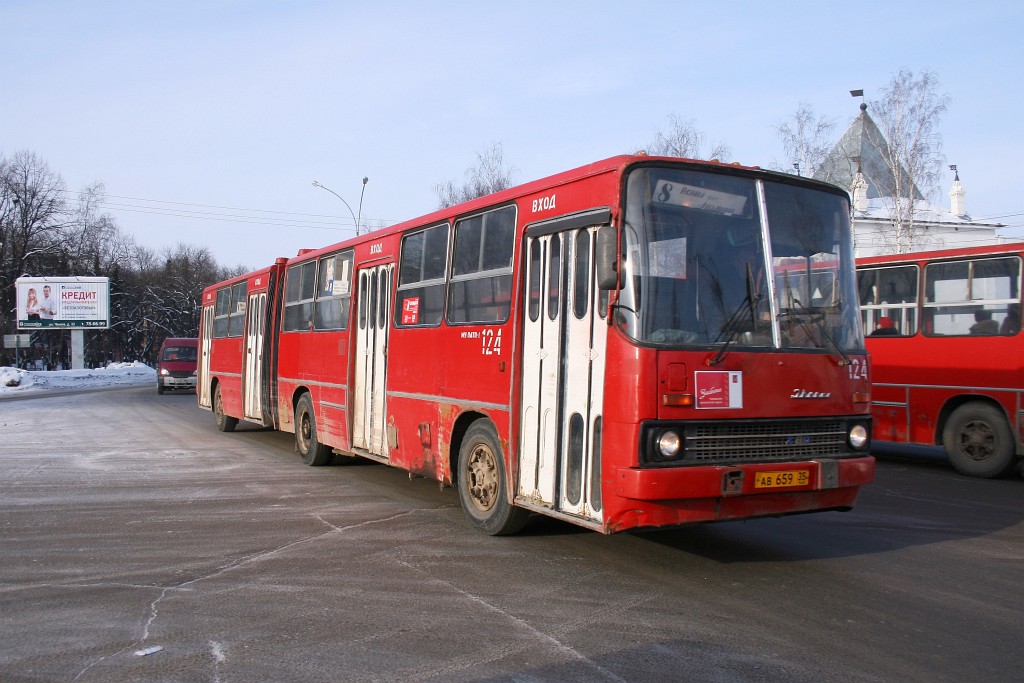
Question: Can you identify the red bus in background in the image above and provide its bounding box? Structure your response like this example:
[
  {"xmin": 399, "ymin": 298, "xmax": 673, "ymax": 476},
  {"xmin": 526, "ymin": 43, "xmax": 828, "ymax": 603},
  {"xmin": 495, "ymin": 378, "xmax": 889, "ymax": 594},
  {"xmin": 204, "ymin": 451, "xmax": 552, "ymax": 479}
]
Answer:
[
  {"xmin": 200, "ymin": 155, "xmax": 874, "ymax": 535},
  {"xmin": 858, "ymin": 243, "xmax": 1024, "ymax": 478}
]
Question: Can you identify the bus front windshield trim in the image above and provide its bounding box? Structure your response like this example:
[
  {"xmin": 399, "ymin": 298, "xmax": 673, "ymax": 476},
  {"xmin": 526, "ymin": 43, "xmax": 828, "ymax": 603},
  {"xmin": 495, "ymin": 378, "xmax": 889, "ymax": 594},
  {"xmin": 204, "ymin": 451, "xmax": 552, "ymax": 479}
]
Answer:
[{"xmin": 618, "ymin": 167, "xmax": 864, "ymax": 354}]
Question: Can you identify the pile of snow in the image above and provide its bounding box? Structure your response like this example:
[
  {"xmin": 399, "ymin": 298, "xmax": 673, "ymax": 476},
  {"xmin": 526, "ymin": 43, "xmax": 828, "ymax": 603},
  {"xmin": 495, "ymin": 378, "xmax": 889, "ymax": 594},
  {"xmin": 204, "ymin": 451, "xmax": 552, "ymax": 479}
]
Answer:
[{"xmin": 0, "ymin": 362, "xmax": 156, "ymax": 395}]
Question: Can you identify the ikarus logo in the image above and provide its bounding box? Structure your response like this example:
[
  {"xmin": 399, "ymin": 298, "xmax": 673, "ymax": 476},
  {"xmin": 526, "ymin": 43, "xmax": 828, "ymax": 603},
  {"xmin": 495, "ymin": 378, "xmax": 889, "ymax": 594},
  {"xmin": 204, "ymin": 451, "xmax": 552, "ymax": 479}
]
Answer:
[{"xmin": 790, "ymin": 389, "xmax": 832, "ymax": 399}]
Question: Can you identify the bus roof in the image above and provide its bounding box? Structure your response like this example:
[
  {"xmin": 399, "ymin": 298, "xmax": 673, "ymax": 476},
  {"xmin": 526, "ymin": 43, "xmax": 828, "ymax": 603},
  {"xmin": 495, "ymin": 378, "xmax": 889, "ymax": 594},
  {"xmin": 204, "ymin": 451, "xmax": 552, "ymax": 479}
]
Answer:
[
  {"xmin": 857, "ymin": 241, "xmax": 1024, "ymax": 267},
  {"xmin": 283, "ymin": 154, "xmax": 847, "ymax": 266}
]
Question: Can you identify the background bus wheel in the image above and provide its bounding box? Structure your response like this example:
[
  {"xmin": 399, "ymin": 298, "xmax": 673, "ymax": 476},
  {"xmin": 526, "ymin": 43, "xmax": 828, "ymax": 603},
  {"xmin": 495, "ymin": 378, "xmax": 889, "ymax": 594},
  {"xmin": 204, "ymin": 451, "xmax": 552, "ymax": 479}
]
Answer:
[
  {"xmin": 457, "ymin": 420, "xmax": 528, "ymax": 536},
  {"xmin": 942, "ymin": 403, "xmax": 1016, "ymax": 478},
  {"xmin": 213, "ymin": 385, "xmax": 237, "ymax": 433},
  {"xmin": 295, "ymin": 394, "xmax": 331, "ymax": 466}
]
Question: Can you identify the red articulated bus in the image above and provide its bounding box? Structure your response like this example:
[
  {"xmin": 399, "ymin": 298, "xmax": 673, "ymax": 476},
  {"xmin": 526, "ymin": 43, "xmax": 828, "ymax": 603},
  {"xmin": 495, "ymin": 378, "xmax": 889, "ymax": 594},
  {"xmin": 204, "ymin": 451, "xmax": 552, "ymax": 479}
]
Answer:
[
  {"xmin": 857, "ymin": 242, "xmax": 1024, "ymax": 478},
  {"xmin": 200, "ymin": 155, "xmax": 874, "ymax": 535}
]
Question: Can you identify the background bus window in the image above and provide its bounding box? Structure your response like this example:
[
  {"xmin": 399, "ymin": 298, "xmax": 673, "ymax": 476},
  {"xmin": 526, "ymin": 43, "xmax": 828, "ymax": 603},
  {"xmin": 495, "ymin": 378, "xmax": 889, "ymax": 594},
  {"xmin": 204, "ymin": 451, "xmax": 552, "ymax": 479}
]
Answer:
[
  {"xmin": 858, "ymin": 265, "xmax": 918, "ymax": 336},
  {"xmin": 923, "ymin": 256, "xmax": 1020, "ymax": 336},
  {"xmin": 396, "ymin": 224, "xmax": 448, "ymax": 327},
  {"xmin": 448, "ymin": 206, "xmax": 515, "ymax": 324}
]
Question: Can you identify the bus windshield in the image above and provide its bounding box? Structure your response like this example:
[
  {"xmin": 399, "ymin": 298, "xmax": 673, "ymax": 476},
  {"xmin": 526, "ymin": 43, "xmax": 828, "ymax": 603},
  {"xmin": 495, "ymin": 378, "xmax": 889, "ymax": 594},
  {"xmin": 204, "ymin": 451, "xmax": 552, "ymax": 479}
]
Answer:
[{"xmin": 620, "ymin": 166, "xmax": 864, "ymax": 353}]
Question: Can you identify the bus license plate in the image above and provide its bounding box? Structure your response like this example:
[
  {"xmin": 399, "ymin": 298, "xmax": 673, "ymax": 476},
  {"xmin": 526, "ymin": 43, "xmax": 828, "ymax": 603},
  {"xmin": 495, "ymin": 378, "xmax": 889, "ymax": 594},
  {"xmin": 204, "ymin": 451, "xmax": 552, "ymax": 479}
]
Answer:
[{"xmin": 754, "ymin": 470, "xmax": 810, "ymax": 489}]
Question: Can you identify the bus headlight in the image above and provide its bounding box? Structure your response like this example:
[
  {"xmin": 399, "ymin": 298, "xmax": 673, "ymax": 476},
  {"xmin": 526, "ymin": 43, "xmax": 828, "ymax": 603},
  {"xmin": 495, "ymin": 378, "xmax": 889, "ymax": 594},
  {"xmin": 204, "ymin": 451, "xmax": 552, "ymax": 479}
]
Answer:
[
  {"xmin": 657, "ymin": 430, "xmax": 681, "ymax": 458},
  {"xmin": 848, "ymin": 424, "xmax": 869, "ymax": 450}
]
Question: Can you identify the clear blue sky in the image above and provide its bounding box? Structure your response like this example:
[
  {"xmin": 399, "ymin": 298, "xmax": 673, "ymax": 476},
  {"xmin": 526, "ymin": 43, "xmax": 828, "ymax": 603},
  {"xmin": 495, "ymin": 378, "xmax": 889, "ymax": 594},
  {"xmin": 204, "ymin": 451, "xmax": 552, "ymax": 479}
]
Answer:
[{"xmin": 3, "ymin": 0, "xmax": 1021, "ymax": 270}]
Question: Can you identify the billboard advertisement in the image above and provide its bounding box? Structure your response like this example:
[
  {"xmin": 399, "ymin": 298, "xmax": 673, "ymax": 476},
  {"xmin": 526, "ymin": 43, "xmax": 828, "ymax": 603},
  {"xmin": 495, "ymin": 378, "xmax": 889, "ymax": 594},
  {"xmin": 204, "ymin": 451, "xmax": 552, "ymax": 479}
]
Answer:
[{"xmin": 15, "ymin": 277, "xmax": 110, "ymax": 330}]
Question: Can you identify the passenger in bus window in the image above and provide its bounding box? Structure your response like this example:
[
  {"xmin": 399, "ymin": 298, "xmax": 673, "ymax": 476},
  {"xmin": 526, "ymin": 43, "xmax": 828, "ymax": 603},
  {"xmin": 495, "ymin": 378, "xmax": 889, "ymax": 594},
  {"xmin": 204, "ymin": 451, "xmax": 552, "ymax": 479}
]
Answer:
[
  {"xmin": 969, "ymin": 310, "xmax": 999, "ymax": 335},
  {"xmin": 870, "ymin": 316, "xmax": 899, "ymax": 336},
  {"xmin": 1000, "ymin": 304, "xmax": 1020, "ymax": 335}
]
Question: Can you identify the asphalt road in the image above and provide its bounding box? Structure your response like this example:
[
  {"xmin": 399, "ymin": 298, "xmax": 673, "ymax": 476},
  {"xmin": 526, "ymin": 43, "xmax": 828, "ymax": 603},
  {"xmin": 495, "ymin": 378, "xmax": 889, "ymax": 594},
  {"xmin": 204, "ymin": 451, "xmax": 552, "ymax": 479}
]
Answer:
[{"xmin": 0, "ymin": 386, "xmax": 1020, "ymax": 683}]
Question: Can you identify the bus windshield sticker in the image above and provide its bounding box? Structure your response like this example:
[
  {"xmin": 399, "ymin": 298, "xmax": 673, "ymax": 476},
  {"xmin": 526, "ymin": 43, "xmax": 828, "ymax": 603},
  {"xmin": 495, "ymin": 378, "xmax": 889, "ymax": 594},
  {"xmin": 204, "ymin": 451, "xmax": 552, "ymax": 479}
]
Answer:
[
  {"xmin": 694, "ymin": 371, "xmax": 743, "ymax": 409},
  {"xmin": 653, "ymin": 180, "xmax": 747, "ymax": 216},
  {"xmin": 649, "ymin": 237, "xmax": 687, "ymax": 279}
]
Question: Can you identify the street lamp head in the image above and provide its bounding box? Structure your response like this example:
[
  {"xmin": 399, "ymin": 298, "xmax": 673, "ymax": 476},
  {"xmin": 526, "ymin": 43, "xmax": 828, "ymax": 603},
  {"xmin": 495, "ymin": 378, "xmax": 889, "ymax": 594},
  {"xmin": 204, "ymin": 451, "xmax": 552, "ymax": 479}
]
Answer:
[{"xmin": 362, "ymin": 177, "xmax": 369, "ymax": 185}]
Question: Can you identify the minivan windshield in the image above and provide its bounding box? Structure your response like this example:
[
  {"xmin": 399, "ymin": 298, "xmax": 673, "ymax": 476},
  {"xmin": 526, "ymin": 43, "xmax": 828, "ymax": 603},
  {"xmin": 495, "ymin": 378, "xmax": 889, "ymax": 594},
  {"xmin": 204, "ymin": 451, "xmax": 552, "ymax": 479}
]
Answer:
[{"xmin": 162, "ymin": 345, "xmax": 197, "ymax": 362}]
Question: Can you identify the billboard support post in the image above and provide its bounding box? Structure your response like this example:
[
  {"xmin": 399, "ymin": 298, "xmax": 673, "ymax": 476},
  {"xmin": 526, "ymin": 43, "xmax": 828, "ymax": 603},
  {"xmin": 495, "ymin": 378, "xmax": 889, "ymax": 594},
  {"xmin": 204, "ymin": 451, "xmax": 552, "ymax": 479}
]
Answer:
[{"xmin": 71, "ymin": 330, "xmax": 85, "ymax": 370}]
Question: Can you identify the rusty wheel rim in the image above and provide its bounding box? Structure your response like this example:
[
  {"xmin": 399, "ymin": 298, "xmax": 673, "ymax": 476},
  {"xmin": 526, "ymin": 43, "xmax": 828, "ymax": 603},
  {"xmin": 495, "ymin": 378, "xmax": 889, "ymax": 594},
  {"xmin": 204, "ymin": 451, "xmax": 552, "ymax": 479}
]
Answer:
[
  {"xmin": 298, "ymin": 409, "xmax": 312, "ymax": 454},
  {"xmin": 467, "ymin": 443, "xmax": 499, "ymax": 512}
]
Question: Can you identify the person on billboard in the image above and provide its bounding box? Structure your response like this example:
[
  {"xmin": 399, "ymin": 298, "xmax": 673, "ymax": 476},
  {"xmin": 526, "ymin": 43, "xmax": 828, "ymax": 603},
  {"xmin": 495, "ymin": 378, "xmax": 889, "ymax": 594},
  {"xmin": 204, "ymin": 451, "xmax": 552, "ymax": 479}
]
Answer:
[
  {"xmin": 39, "ymin": 285, "xmax": 57, "ymax": 319},
  {"xmin": 25, "ymin": 288, "xmax": 41, "ymax": 319}
]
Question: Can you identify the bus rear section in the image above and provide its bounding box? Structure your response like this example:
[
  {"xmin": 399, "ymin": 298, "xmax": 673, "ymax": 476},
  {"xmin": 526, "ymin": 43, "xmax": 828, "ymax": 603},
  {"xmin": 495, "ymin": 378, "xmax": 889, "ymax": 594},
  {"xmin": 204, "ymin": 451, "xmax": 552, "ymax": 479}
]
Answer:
[
  {"xmin": 198, "ymin": 261, "xmax": 286, "ymax": 433},
  {"xmin": 858, "ymin": 244, "xmax": 1024, "ymax": 477}
]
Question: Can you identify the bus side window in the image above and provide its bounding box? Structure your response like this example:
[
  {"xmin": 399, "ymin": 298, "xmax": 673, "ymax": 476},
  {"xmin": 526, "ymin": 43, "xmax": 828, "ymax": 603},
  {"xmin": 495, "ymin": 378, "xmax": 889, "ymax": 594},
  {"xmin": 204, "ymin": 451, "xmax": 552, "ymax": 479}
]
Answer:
[
  {"xmin": 448, "ymin": 206, "xmax": 516, "ymax": 324},
  {"xmin": 284, "ymin": 261, "xmax": 316, "ymax": 332},
  {"xmin": 314, "ymin": 251, "xmax": 353, "ymax": 331},
  {"xmin": 213, "ymin": 287, "xmax": 231, "ymax": 338},
  {"xmin": 396, "ymin": 223, "xmax": 448, "ymax": 327}
]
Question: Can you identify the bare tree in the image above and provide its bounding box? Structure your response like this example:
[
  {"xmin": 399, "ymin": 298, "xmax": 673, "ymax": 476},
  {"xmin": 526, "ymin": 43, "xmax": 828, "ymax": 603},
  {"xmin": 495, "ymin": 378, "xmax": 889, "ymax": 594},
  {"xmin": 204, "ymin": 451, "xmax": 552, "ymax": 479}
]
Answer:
[
  {"xmin": 775, "ymin": 102, "xmax": 835, "ymax": 178},
  {"xmin": 867, "ymin": 69, "xmax": 950, "ymax": 253},
  {"xmin": 645, "ymin": 114, "xmax": 731, "ymax": 160},
  {"xmin": 60, "ymin": 183, "xmax": 135, "ymax": 275},
  {"xmin": 435, "ymin": 143, "xmax": 517, "ymax": 209},
  {"xmin": 0, "ymin": 151, "xmax": 70, "ymax": 329}
]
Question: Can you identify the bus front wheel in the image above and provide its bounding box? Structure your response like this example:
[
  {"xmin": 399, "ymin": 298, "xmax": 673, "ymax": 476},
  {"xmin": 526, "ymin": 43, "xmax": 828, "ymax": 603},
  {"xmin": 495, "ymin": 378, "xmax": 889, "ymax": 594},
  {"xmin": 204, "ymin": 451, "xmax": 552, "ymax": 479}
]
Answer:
[
  {"xmin": 457, "ymin": 420, "xmax": 528, "ymax": 536},
  {"xmin": 295, "ymin": 394, "xmax": 331, "ymax": 466},
  {"xmin": 942, "ymin": 403, "xmax": 1016, "ymax": 478},
  {"xmin": 213, "ymin": 385, "xmax": 237, "ymax": 433}
]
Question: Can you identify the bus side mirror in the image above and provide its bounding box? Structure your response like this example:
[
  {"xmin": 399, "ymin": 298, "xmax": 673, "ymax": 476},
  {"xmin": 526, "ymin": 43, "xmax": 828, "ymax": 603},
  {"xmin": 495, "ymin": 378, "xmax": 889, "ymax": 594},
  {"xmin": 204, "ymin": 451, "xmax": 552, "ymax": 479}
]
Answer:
[{"xmin": 596, "ymin": 225, "xmax": 619, "ymax": 290}]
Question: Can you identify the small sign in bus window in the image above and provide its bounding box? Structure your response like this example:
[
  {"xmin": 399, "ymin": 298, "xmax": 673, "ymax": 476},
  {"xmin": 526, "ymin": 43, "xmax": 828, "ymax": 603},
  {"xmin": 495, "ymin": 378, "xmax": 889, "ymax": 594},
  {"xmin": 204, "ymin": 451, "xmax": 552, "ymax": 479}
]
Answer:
[{"xmin": 653, "ymin": 180, "xmax": 747, "ymax": 216}]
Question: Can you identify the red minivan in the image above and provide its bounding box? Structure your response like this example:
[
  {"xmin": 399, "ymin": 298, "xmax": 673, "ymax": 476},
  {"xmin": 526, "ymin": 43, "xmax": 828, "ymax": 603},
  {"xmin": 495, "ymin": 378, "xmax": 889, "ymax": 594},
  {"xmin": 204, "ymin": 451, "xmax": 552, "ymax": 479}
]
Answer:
[{"xmin": 157, "ymin": 337, "xmax": 199, "ymax": 394}]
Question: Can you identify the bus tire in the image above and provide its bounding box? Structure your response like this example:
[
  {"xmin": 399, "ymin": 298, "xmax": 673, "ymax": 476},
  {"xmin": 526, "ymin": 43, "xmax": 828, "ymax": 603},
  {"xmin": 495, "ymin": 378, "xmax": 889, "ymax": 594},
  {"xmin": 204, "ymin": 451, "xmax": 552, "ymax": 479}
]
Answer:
[
  {"xmin": 213, "ymin": 385, "xmax": 237, "ymax": 433},
  {"xmin": 295, "ymin": 394, "xmax": 331, "ymax": 466},
  {"xmin": 457, "ymin": 420, "xmax": 528, "ymax": 536},
  {"xmin": 942, "ymin": 403, "xmax": 1016, "ymax": 478}
]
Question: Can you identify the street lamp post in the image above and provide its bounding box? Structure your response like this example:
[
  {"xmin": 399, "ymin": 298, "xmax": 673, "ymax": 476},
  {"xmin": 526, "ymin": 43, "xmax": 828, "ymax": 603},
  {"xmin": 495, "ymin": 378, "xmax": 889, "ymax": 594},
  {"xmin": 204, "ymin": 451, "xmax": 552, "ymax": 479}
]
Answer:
[{"xmin": 312, "ymin": 178, "xmax": 369, "ymax": 236}]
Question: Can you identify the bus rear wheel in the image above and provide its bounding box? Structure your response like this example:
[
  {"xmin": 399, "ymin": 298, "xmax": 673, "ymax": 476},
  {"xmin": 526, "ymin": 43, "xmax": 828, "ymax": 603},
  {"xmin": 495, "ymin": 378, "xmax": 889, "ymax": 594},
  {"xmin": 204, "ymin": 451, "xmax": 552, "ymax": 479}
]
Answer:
[
  {"xmin": 213, "ymin": 385, "xmax": 237, "ymax": 433},
  {"xmin": 295, "ymin": 394, "xmax": 331, "ymax": 466},
  {"xmin": 942, "ymin": 403, "xmax": 1016, "ymax": 478},
  {"xmin": 457, "ymin": 420, "xmax": 528, "ymax": 536}
]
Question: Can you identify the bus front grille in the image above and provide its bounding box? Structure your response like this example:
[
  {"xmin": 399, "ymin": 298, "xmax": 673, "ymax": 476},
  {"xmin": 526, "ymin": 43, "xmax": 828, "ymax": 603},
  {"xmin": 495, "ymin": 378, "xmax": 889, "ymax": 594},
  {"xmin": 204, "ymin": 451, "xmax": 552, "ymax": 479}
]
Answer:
[{"xmin": 683, "ymin": 420, "xmax": 847, "ymax": 464}]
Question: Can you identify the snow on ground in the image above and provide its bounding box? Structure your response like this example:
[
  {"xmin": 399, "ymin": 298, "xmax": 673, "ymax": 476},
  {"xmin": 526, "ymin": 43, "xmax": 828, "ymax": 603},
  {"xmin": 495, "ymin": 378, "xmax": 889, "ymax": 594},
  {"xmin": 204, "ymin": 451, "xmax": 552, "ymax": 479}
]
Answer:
[{"xmin": 0, "ymin": 362, "xmax": 156, "ymax": 395}]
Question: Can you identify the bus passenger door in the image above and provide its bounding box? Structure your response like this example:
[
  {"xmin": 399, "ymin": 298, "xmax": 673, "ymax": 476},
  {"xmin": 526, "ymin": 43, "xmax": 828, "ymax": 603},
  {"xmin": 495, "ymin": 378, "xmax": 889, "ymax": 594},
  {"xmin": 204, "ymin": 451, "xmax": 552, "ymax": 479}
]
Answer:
[
  {"xmin": 199, "ymin": 305, "xmax": 214, "ymax": 408},
  {"xmin": 243, "ymin": 292, "xmax": 266, "ymax": 421},
  {"xmin": 353, "ymin": 264, "xmax": 392, "ymax": 457},
  {"xmin": 518, "ymin": 226, "xmax": 606, "ymax": 523}
]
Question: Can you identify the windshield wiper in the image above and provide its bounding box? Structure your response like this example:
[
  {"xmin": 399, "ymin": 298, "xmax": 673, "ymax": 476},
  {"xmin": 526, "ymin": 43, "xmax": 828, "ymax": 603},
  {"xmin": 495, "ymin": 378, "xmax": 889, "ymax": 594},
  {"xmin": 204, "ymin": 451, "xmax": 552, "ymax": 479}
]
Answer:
[
  {"xmin": 708, "ymin": 262, "xmax": 762, "ymax": 366},
  {"xmin": 785, "ymin": 296, "xmax": 851, "ymax": 366}
]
